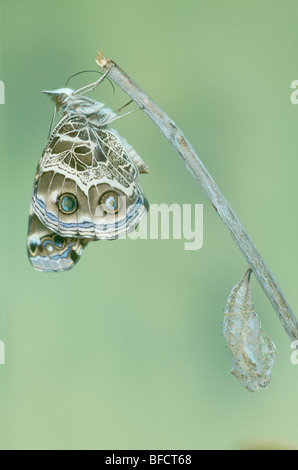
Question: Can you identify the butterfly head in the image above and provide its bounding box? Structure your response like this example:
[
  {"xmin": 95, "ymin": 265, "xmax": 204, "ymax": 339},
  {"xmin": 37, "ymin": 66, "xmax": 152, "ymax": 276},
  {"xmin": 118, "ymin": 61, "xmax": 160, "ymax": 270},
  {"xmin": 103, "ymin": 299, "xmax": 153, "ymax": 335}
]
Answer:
[{"xmin": 43, "ymin": 88, "xmax": 74, "ymax": 111}]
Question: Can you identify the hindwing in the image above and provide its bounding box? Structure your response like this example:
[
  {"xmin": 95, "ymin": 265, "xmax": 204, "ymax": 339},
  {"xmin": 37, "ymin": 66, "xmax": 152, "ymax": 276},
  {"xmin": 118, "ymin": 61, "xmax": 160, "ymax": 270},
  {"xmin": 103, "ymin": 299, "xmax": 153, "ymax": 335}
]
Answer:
[{"xmin": 27, "ymin": 203, "xmax": 90, "ymax": 272}]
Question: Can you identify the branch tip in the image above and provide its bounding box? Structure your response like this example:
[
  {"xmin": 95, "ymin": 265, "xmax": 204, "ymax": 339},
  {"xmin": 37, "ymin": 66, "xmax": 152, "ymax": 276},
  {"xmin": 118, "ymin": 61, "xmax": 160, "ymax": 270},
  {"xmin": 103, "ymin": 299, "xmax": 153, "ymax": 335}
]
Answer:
[{"xmin": 96, "ymin": 51, "xmax": 111, "ymax": 69}]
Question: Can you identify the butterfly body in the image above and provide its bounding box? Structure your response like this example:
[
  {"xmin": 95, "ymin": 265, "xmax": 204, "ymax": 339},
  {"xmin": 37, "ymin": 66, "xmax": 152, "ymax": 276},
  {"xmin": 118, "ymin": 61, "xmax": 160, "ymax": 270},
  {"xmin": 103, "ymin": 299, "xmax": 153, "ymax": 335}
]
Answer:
[{"xmin": 28, "ymin": 80, "xmax": 149, "ymax": 272}]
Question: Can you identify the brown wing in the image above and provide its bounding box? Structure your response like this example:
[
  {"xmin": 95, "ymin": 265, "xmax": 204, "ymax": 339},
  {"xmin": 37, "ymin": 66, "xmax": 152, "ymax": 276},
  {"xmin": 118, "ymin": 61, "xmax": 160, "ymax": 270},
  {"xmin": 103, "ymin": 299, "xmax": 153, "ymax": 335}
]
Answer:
[{"xmin": 31, "ymin": 114, "xmax": 148, "ymax": 239}]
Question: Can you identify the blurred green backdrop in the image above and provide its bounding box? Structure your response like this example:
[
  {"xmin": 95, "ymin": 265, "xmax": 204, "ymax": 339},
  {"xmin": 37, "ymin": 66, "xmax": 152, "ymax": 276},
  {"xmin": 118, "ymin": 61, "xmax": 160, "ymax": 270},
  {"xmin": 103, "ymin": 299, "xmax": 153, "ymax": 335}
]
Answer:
[{"xmin": 0, "ymin": 0, "xmax": 298, "ymax": 450}]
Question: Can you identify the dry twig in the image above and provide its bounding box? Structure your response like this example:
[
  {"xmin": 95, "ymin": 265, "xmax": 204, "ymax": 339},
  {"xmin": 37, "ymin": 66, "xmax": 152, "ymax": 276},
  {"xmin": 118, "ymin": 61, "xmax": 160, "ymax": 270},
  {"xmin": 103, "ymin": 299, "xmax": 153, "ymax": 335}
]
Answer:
[{"xmin": 96, "ymin": 51, "xmax": 298, "ymax": 342}]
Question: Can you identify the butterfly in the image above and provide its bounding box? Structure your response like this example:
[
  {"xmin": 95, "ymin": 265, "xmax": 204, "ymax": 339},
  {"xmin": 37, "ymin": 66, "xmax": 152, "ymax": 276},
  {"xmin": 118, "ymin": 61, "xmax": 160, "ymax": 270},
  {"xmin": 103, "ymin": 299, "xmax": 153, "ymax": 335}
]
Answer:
[{"xmin": 27, "ymin": 70, "xmax": 149, "ymax": 272}]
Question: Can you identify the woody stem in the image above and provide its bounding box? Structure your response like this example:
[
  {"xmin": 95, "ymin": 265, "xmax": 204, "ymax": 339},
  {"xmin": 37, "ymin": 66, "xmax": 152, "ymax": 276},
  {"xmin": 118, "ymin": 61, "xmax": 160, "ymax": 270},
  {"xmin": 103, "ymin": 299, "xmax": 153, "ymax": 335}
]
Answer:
[{"xmin": 96, "ymin": 51, "xmax": 298, "ymax": 343}]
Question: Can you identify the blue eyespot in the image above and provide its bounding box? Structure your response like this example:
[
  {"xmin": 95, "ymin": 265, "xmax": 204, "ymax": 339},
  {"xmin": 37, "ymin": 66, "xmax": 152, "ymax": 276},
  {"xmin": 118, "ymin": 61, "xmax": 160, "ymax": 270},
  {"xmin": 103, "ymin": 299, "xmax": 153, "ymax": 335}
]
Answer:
[
  {"xmin": 59, "ymin": 193, "xmax": 78, "ymax": 214},
  {"xmin": 106, "ymin": 196, "xmax": 117, "ymax": 210},
  {"xmin": 53, "ymin": 235, "xmax": 66, "ymax": 250},
  {"xmin": 42, "ymin": 239, "xmax": 54, "ymax": 253},
  {"xmin": 101, "ymin": 191, "xmax": 119, "ymax": 214}
]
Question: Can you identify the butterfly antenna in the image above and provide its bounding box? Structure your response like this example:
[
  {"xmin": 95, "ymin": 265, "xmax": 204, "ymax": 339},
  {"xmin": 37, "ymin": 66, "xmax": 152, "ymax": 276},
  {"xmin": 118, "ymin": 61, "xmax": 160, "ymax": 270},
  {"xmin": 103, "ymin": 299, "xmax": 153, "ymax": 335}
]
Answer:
[{"xmin": 64, "ymin": 70, "xmax": 115, "ymax": 94}]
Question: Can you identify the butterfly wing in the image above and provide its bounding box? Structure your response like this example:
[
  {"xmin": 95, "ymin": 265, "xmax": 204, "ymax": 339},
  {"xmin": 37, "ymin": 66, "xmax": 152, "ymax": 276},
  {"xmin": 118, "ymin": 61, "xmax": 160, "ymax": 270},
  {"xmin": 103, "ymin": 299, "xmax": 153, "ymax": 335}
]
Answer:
[
  {"xmin": 27, "ymin": 203, "xmax": 90, "ymax": 272},
  {"xmin": 31, "ymin": 114, "xmax": 148, "ymax": 240}
]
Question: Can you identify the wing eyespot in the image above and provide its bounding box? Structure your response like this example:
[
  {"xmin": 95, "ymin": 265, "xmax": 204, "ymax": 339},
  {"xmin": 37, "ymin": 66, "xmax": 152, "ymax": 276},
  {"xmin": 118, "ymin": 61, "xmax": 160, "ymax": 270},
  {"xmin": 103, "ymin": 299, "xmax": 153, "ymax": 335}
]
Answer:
[
  {"xmin": 100, "ymin": 191, "xmax": 120, "ymax": 214},
  {"xmin": 53, "ymin": 235, "xmax": 66, "ymax": 250},
  {"xmin": 58, "ymin": 193, "xmax": 78, "ymax": 214}
]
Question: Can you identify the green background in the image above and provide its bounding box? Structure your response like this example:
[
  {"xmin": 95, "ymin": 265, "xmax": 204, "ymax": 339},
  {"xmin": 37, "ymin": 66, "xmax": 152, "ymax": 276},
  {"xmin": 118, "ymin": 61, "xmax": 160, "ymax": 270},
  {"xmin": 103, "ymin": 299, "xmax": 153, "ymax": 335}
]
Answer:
[{"xmin": 0, "ymin": 0, "xmax": 298, "ymax": 450}]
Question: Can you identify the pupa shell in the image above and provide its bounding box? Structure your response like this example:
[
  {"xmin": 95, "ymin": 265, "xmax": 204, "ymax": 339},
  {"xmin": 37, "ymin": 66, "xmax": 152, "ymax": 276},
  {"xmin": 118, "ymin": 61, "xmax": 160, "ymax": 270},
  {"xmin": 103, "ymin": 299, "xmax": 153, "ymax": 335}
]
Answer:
[{"xmin": 223, "ymin": 269, "xmax": 277, "ymax": 392}]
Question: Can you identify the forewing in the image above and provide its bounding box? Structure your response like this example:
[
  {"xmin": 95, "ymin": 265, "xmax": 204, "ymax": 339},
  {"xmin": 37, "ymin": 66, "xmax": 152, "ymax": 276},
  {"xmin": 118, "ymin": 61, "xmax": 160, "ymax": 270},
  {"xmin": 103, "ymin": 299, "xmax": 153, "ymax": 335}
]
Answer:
[{"xmin": 32, "ymin": 115, "xmax": 148, "ymax": 239}]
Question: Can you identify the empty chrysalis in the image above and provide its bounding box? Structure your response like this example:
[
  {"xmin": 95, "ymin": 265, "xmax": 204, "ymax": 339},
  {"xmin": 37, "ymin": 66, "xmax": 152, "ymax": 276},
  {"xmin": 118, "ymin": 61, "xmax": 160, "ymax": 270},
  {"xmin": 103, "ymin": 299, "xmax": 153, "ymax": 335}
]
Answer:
[{"xmin": 222, "ymin": 269, "xmax": 277, "ymax": 392}]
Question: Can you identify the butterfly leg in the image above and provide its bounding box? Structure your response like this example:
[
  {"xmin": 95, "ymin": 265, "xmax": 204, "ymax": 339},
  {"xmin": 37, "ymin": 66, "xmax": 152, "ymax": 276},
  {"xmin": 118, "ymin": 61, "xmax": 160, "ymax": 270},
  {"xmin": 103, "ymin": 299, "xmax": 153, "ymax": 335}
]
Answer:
[
  {"xmin": 116, "ymin": 100, "xmax": 133, "ymax": 113},
  {"xmin": 73, "ymin": 68, "xmax": 112, "ymax": 96},
  {"xmin": 104, "ymin": 107, "xmax": 143, "ymax": 125}
]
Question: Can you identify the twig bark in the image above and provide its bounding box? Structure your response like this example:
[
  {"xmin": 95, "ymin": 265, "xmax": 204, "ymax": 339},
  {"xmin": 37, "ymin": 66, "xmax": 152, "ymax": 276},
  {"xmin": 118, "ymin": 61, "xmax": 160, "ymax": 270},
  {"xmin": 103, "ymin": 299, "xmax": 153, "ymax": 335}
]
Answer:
[{"xmin": 96, "ymin": 51, "xmax": 298, "ymax": 342}]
